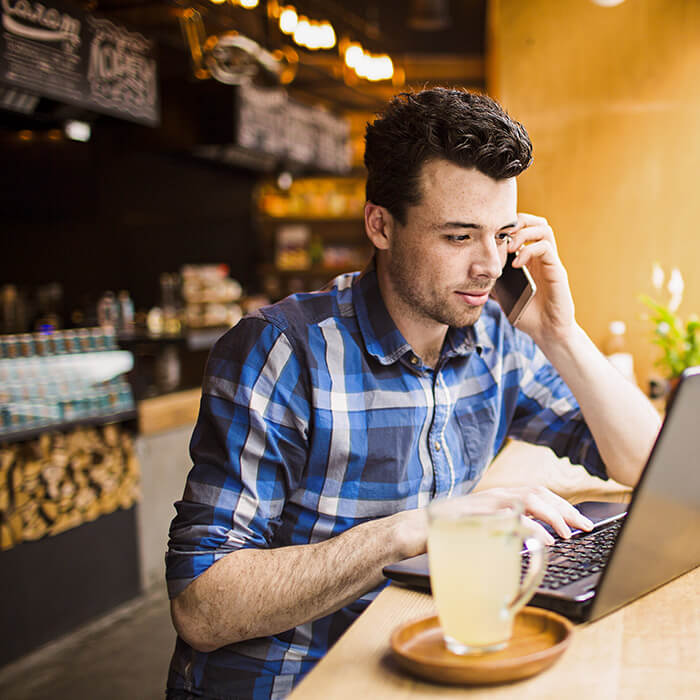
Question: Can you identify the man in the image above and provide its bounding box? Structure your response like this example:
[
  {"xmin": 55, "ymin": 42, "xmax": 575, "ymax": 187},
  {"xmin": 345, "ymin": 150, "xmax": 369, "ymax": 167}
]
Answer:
[{"xmin": 166, "ymin": 88, "xmax": 661, "ymax": 699}]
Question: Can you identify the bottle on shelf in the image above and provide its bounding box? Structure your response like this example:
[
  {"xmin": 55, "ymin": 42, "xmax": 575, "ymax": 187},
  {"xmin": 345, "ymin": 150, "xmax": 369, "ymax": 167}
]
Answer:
[
  {"xmin": 118, "ymin": 291, "xmax": 135, "ymax": 333},
  {"xmin": 97, "ymin": 291, "xmax": 119, "ymax": 330}
]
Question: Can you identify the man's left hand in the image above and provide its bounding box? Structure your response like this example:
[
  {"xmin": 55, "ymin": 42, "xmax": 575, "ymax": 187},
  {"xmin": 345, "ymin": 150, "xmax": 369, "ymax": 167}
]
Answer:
[{"xmin": 507, "ymin": 213, "xmax": 576, "ymax": 346}]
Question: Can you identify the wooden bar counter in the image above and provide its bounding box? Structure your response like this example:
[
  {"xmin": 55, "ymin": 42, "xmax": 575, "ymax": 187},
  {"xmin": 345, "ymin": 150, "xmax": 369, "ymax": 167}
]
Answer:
[
  {"xmin": 289, "ymin": 442, "xmax": 700, "ymax": 698},
  {"xmin": 289, "ymin": 568, "xmax": 700, "ymax": 699}
]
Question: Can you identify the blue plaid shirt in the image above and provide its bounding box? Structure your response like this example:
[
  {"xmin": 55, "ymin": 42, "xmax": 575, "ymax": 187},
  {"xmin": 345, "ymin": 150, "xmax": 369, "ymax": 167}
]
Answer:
[{"xmin": 166, "ymin": 265, "xmax": 606, "ymax": 699}]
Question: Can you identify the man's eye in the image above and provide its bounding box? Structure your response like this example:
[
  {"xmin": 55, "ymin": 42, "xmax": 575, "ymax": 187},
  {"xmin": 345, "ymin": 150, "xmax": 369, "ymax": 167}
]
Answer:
[
  {"xmin": 447, "ymin": 234, "xmax": 471, "ymax": 242},
  {"xmin": 496, "ymin": 233, "xmax": 512, "ymax": 243}
]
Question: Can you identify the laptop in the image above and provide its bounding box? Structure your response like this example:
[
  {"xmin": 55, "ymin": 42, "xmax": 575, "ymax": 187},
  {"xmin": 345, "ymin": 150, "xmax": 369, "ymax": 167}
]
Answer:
[{"xmin": 383, "ymin": 365, "xmax": 700, "ymax": 623}]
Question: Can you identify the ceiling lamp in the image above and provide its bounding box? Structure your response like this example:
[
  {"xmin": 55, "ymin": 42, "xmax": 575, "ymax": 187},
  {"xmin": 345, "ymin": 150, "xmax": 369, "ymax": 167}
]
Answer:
[
  {"xmin": 180, "ymin": 7, "xmax": 297, "ymax": 85},
  {"xmin": 205, "ymin": 32, "xmax": 284, "ymax": 84}
]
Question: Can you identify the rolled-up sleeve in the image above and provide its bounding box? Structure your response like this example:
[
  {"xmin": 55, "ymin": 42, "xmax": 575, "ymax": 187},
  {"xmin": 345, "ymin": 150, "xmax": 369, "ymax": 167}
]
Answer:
[
  {"xmin": 507, "ymin": 342, "xmax": 608, "ymax": 481},
  {"xmin": 166, "ymin": 316, "xmax": 310, "ymax": 599}
]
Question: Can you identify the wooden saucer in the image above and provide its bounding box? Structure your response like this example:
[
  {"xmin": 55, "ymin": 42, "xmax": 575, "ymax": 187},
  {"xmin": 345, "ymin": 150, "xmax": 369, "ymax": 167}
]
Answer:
[{"xmin": 390, "ymin": 606, "xmax": 573, "ymax": 685}]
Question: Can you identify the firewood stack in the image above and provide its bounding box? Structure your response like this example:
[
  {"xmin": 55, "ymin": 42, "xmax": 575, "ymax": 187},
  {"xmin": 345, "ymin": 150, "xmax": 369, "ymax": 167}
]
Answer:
[{"xmin": 0, "ymin": 424, "xmax": 140, "ymax": 550}]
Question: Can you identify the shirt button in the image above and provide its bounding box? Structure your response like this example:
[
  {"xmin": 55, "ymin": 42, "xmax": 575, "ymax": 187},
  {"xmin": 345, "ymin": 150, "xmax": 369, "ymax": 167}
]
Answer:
[
  {"xmin": 435, "ymin": 442, "xmax": 441, "ymax": 451},
  {"xmin": 410, "ymin": 356, "xmax": 418, "ymax": 365}
]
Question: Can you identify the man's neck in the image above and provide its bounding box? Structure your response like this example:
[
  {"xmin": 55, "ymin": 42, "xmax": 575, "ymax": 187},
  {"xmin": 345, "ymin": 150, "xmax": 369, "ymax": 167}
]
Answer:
[{"xmin": 374, "ymin": 261, "xmax": 448, "ymax": 369}]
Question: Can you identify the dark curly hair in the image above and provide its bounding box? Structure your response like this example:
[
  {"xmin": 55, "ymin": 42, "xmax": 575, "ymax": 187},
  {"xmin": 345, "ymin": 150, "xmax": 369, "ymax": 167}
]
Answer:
[{"xmin": 364, "ymin": 88, "xmax": 533, "ymax": 224}]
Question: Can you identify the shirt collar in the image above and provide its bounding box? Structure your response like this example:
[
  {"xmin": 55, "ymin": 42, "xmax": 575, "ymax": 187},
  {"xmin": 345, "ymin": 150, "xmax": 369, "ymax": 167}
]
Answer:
[
  {"xmin": 352, "ymin": 260, "xmax": 486, "ymax": 365},
  {"xmin": 444, "ymin": 315, "xmax": 490, "ymax": 359},
  {"xmin": 353, "ymin": 262, "xmax": 412, "ymax": 365}
]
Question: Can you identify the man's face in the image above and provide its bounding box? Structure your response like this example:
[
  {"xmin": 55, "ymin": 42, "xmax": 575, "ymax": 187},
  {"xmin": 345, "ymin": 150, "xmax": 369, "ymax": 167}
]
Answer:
[{"xmin": 383, "ymin": 159, "xmax": 518, "ymax": 330}]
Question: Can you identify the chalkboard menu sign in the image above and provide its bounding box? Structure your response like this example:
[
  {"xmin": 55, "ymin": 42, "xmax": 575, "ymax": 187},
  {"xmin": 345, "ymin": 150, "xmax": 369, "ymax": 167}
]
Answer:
[
  {"xmin": 0, "ymin": 0, "xmax": 159, "ymax": 125},
  {"xmin": 236, "ymin": 84, "xmax": 350, "ymax": 173}
]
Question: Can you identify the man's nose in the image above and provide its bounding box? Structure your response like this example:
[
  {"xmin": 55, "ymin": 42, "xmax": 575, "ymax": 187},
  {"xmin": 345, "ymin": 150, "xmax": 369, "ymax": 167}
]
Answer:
[{"xmin": 471, "ymin": 238, "xmax": 504, "ymax": 280}]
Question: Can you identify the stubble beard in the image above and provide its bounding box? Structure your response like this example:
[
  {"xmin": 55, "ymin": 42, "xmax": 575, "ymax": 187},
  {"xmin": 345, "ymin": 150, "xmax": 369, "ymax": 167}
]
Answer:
[{"xmin": 386, "ymin": 251, "xmax": 485, "ymax": 329}]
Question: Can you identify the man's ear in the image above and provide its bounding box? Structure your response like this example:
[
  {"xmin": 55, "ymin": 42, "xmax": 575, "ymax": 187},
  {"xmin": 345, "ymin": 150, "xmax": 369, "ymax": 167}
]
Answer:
[{"xmin": 364, "ymin": 202, "xmax": 395, "ymax": 250}]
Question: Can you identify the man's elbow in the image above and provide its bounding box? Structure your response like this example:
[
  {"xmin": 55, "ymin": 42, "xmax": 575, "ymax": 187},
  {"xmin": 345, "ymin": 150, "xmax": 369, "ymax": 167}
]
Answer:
[{"xmin": 170, "ymin": 592, "xmax": 223, "ymax": 653}]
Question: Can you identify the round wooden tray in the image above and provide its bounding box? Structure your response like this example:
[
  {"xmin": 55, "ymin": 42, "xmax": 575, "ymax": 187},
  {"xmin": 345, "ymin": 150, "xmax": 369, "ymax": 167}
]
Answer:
[{"xmin": 390, "ymin": 606, "xmax": 573, "ymax": 685}]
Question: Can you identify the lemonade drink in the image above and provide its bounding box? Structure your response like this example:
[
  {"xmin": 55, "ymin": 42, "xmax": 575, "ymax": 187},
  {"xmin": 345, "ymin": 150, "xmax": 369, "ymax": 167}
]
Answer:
[{"xmin": 427, "ymin": 505, "xmax": 523, "ymax": 653}]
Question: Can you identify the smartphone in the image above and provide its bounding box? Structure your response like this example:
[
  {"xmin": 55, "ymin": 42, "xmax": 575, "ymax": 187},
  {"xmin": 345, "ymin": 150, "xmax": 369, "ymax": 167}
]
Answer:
[{"xmin": 491, "ymin": 252, "xmax": 537, "ymax": 326}]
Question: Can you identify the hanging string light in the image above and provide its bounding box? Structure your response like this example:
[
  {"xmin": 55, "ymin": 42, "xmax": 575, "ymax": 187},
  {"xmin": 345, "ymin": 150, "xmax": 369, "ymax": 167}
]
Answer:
[
  {"xmin": 290, "ymin": 16, "xmax": 336, "ymax": 50},
  {"xmin": 208, "ymin": 0, "xmax": 259, "ymax": 8},
  {"xmin": 341, "ymin": 39, "xmax": 393, "ymax": 82},
  {"xmin": 206, "ymin": 1, "xmax": 393, "ymax": 82},
  {"xmin": 279, "ymin": 5, "xmax": 394, "ymax": 81}
]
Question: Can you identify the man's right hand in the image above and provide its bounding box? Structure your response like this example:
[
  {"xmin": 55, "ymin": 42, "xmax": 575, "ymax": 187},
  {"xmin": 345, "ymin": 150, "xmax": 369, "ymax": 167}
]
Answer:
[
  {"xmin": 464, "ymin": 486, "xmax": 594, "ymax": 544},
  {"xmin": 393, "ymin": 486, "xmax": 595, "ymax": 559}
]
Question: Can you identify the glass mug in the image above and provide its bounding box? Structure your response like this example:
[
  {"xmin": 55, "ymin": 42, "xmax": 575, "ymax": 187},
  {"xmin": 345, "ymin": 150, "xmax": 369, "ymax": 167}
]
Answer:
[{"xmin": 427, "ymin": 497, "xmax": 547, "ymax": 655}]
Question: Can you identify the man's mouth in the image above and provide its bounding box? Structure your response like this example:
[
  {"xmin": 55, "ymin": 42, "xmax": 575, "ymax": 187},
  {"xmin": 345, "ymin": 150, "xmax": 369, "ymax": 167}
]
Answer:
[{"xmin": 456, "ymin": 288, "xmax": 492, "ymax": 307}]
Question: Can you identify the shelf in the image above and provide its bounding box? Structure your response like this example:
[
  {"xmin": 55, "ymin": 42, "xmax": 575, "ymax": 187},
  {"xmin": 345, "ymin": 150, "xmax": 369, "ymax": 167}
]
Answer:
[
  {"xmin": 0, "ymin": 409, "xmax": 138, "ymax": 445},
  {"xmin": 257, "ymin": 215, "xmax": 363, "ymax": 224},
  {"xmin": 117, "ymin": 327, "xmax": 229, "ymax": 351},
  {"xmin": 258, "ymin": 264, "xmax": 360, "ymax": 277}
]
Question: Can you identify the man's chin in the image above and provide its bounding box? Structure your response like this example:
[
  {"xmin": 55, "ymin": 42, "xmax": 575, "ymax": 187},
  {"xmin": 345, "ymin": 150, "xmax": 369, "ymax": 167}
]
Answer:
[{"xmin": 441, "ymin": 303, "xmax": 484, "ymax": 329}]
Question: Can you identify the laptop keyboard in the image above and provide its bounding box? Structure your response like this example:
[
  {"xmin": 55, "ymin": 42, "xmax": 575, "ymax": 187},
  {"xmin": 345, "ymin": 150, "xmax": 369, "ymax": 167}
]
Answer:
[{"xmin": 524, "ymin": 519, "xmax": 624, "ymax": 590}]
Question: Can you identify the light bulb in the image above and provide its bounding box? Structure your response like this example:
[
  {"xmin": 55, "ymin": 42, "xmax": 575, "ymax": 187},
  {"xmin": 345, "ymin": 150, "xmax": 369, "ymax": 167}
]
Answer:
[
  {"xmin": 279, "ymin": 7, "xmax": 297, "ymax": 34},
  {"xmin": 306, "ymin": 22, "xmax": 322, "ymax": 50},
  {"xmin": 239, "ymin": 0, "xmax": 259, "ymax": 8},
  {"xmin": 355, "ymin": 53, "xmax": 372, "ymax": 79},
  {"xmin": 376, "ymin": 55, "xmax": 393, "ymax": 80},
  {"xmin": 344, "ymin": 44, "xmax": 363, "ymax": 69},
  {"xmin": 293, "ymin": 16, "xmax": 311, "ymax": 47},
  {"xmin": 319, "ymin": 22, "xmax": 336, "ymax": 49},
  {"xmin": 64, "ymin": 120, "xmax": 91, "ymax": 142},
  {"xmin": 277, "ymin": 171, "xmax": 293, "ymax": 190}
]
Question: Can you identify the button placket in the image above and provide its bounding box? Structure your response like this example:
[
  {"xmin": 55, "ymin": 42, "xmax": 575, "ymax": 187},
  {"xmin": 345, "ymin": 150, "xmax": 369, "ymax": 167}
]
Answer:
[{"xmin": 429, "ymin": 367, "xmax": 453, "ymax": 496}]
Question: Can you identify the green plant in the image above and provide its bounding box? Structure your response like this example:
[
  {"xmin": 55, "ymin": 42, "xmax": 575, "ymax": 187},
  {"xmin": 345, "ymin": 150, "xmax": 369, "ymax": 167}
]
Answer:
[{"xmin": 640, "ymin": 265, "xmax": 700, "ymax": 378}]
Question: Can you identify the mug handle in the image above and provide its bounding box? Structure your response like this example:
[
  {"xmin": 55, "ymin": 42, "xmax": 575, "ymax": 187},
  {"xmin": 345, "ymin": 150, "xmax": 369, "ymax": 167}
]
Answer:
[{"xmin": 509, "ymin": 535, "xmax": 547, "ymax": 614}]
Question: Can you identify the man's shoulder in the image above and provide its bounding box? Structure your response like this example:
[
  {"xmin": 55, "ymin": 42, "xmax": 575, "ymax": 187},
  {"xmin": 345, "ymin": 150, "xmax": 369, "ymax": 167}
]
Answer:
[
  {"xmin": 213, "ymin": 272, "xmax": 360, "ymax": 356},
  {"xmin": 258, "ymin": 272, "xmax": 359, "ymax": 334}
]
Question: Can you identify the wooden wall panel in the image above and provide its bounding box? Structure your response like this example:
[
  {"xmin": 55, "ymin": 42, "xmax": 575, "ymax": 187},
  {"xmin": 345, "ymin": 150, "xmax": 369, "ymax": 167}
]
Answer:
[{"xmin": 488, "ymin": 0, "xmax": 700, "ymax": 387}]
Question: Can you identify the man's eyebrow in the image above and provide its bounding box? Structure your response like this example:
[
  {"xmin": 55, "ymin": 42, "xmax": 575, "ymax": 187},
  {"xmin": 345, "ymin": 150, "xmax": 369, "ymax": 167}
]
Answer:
[
  {"xmin": 436, "ymin": 222, "xmax": 481, "ymax": 230},
  {"xmin": 436, "ymin": 221, "xmax": 518, "ymax": 230}
]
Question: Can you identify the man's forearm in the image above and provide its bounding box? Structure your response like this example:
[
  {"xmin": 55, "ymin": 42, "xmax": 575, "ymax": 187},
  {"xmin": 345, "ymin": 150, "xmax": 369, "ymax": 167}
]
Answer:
[
  {"xmin": 171, "ymin": 508, "xmax": 425, "ymax": 652},
  {"xmin": 537, "ymin": 324, "xmax": 661, "ymax": 486}
]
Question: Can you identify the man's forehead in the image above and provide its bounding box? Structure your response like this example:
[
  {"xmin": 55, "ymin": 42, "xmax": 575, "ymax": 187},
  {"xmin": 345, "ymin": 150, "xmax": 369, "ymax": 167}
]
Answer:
[
  {"xmin": 418, "ymin": 158, "xmax": 517, "ymax": 190},
  {"xmin": 411, "ymin": 160, "xmax": 517, "ymax": 222}
]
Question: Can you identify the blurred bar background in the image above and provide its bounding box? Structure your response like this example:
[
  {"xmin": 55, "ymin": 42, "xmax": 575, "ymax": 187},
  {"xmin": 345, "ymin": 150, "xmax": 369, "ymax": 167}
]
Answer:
[{"xmin": 0, "ymin": 0, "xmax": 698, "ymax": 693}]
